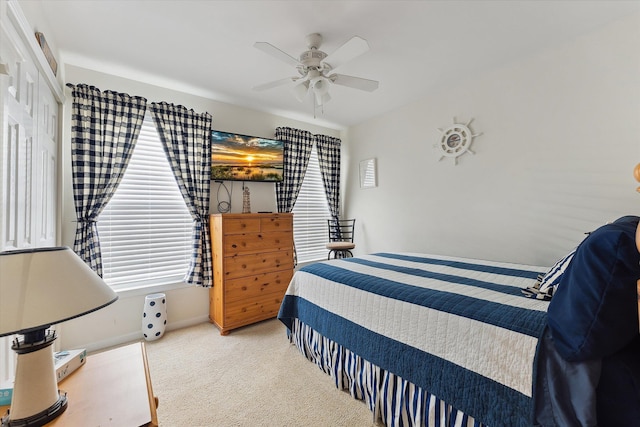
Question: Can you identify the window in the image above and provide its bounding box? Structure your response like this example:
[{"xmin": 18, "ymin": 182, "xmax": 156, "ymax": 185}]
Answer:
[
  {"xmin": 97, "ymin": 112, "xmax": 192, "ymax": 290},
  {"xmin": 292, "ymin": 144, "xmax": 331, "ymax": 263}
]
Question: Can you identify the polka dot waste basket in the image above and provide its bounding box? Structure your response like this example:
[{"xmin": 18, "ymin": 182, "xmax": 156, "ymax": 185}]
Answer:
[{"xmin": 142, "ymin": 293, "xmax": 167, "ymax": 341}]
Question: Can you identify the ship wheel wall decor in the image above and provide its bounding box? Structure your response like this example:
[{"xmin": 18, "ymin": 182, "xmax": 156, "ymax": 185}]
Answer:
[{"xmin": 436, "ymin": 117, "xmax": 482, "ymax": 165}]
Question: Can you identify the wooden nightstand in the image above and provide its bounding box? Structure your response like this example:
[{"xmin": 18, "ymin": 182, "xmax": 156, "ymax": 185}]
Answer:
[{"xmin": 1, "ymin": 342, "xmax": 158, "ymax": 427}]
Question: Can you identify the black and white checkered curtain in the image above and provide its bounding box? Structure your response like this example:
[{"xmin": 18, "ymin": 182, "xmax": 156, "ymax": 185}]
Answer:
[
  {"xmin": 150, "ymin": 102, "xmax": 213, "ymax": 287},
  {"xmin": 275, "ymin": 127, "xmax": 314, "ymax": 213},
  {"xmin": 69, "ymin": 84, "xmax": 147, "ymax": 275},
  {"xmin": 315, "ymin": 134, "xmax": 341, "ymax": 218}
]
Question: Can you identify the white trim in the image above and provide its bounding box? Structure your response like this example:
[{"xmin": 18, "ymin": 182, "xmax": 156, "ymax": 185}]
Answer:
[
  {"xmin": 6, "ymin": 0, "xmax": 64, "ymax": 102},
  {"xmin": 114, "ymin": 280, "xmax": 192, "ymax": 299},
  {"xmin": 82, "ymin": 316, "xmax": 210, "ymax": 354}
]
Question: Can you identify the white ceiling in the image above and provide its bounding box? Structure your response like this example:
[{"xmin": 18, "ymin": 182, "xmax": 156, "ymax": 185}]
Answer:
[{"xmin": 31, "ymin": 0, "xmax": 639, "ymax": 129}]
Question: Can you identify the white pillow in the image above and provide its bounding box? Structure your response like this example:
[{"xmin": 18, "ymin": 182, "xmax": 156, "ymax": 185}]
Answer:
[
  {"xmin": 539, "ymin": 249, "xmax": 576, "ymax": 294},
  {"xmin": 521, "ymin": 249, "xmax": 576, "ymax": 300}
]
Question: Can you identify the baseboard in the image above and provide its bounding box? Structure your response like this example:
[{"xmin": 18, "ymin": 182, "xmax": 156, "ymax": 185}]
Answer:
[
  {"xmin": 165, "ymin": 315, "xmax": 211, "ymax": 333},
  {"xmin": 79, "ymin": 315, "xmax": 211, "ymax": 353}
]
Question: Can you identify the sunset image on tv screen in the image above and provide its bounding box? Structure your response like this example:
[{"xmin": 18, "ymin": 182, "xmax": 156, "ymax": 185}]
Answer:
[{"xmin": 211, "ymin": 131, "xmax": 284, "ymax": 182}]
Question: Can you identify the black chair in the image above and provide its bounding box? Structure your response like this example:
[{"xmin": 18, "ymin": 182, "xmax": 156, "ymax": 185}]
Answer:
[{"xmin": 326, "ymin": 218, "xmax": 356, "ymax": 259}]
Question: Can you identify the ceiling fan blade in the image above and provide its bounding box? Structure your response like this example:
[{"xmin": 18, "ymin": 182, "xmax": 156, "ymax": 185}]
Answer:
[
  {"xmin": 254, "ymin": 42, "xmax": 301, "ymax": 67},
  {"xmin": 331, "ymin": 74, "xmax": 379, "ymax": 92},
  {"xmin": 321, "ymin": 36, "xmax": 370, "ymax": 71},
  {"xmin": 253, "ymin": 77, "xmax": 297, "ymax": 91}
]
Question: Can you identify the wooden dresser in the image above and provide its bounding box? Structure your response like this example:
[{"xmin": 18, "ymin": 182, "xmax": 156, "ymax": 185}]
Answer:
[{"xmin": 209, "ymin": 213, "xmax": 294, "ymax": 335}]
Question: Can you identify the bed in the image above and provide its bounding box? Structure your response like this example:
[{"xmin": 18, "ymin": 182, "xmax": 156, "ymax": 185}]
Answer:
[{"xmin": 277, "ymin": 216, "xmax": 640, "ymax": 427}]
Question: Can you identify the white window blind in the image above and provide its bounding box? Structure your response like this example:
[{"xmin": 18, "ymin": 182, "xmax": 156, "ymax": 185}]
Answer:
[
  {"xmin": 292, "ymin": 144, "xmax": 331, "ymax": 263},
  {"xmin": 97, "ymin": 112, "xmax": 192, "ymax": 290}
]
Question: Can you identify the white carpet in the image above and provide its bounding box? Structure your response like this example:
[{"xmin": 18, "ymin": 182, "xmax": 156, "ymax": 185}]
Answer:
[{"xmin": 144, "ymin": 319, "xmax": 379, "ymax": 426}]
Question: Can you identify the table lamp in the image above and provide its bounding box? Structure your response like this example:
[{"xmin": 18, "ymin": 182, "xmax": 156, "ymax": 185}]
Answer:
[{"xmin": 0, "ymin": 247, "xmax": 118, "ymax": 427}]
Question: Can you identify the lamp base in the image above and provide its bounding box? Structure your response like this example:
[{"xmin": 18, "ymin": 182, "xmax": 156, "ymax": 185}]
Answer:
[
  {"xmin": 1, "ymin": 393, "xmax": 67, "ymax": 427},
  {"xmin": 1, "ymin": 329, "xmax": 67, "ymax": 427}
]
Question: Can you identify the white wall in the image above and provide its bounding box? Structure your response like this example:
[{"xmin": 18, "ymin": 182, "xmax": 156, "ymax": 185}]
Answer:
[
  {"xmin": 345, "ymin": 14, "xmax": 640, "ymax": 267},
  {"xmin": 15, "ymin": 1, "xmax": 640, "ymax": 350},
  {"xmin": 57, "ymin": 65, "xmax": 341, "ymax": 351}
]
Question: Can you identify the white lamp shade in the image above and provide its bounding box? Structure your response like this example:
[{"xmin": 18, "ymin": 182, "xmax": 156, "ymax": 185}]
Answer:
[
  {"xmin": 311, "ymin": 76, "xmax": 329, "ymax": 96},
  {"xmin": 293, "ymin": 80, "xmax": 309, "ymax": 102},
  {"xmin": 0, "ymin": 247, "xmax": 118, "ymax": 336}
]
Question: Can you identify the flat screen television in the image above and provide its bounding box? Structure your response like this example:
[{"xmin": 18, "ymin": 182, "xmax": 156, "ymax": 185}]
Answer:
[{"xmin": 211, "ymin": 130, "xmax": 284, "ymax": 182}]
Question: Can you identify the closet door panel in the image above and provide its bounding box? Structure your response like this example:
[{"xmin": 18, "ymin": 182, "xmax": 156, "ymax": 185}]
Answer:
[
  {"xmin": 36, "ymin": 75, "xmax": 57, "ymax": 246},
  {"xmin": 1, "ymin": 27, "xmax": 36, "ymax": 250}
]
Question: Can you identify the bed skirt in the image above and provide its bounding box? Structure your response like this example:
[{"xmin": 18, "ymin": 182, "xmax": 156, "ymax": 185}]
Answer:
[{"xmin": 288, "ymin": 318, "xmax": 486, "ymax": 427}]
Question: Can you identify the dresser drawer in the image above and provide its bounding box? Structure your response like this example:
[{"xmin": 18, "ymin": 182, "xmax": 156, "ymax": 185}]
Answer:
[
  {"xmin": 223, "ymin": 293, "xmax": 285, "ymax": 327},
  {"xmin": 223, "ymin": 251, "xmax": 294, "ymax": 280},
  {"xmin": 222, "ymin": 218, "xmax": 261, "ymax": 234},
  {"xmin": 224, "ymin": 270, "xmax": 293, "ymax": 303},
  {"xmin": 223, "ymin": 231, "xmax": 292, "ymax": 256},
  {"xmin": 260, "ymin": 216, "xmax": 293, "ymax": 232}
]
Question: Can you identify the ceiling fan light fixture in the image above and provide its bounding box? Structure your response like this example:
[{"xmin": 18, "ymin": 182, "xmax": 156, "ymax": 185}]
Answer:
[
  {"xmin": 254, "ymin": 33, "xmax": 379, "ymax": 113},
  {"xmin": 311, "ymin": 75, "xmax": 330, "ymax": 97},
  {"xmin": 293, "ymin": 81, "xmax": 309, "ymax": 102},
  {"xmin": 315, "ymin": 92, "xmax": 331, "ymax": 106}
]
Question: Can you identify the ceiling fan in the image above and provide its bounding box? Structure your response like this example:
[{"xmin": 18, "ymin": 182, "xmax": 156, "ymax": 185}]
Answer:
[{"xmin": 253, "ymin": 33, "xmax": 379, "ymax": 107}]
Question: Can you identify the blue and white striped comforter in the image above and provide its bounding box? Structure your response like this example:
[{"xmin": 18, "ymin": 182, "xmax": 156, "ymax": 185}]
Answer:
[{"xmin": 278, "ymin": 253, "xmax": 550, "ymax": 427}]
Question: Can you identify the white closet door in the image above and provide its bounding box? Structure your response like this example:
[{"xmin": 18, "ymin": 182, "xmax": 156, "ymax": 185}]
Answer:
[
  {"xmin": 0, "ymin": 22, "xmax": 38, "ymax": 251},
  {"xmin": 0, "ymin": 7, "xmax": 59, "ymax": 251}
]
